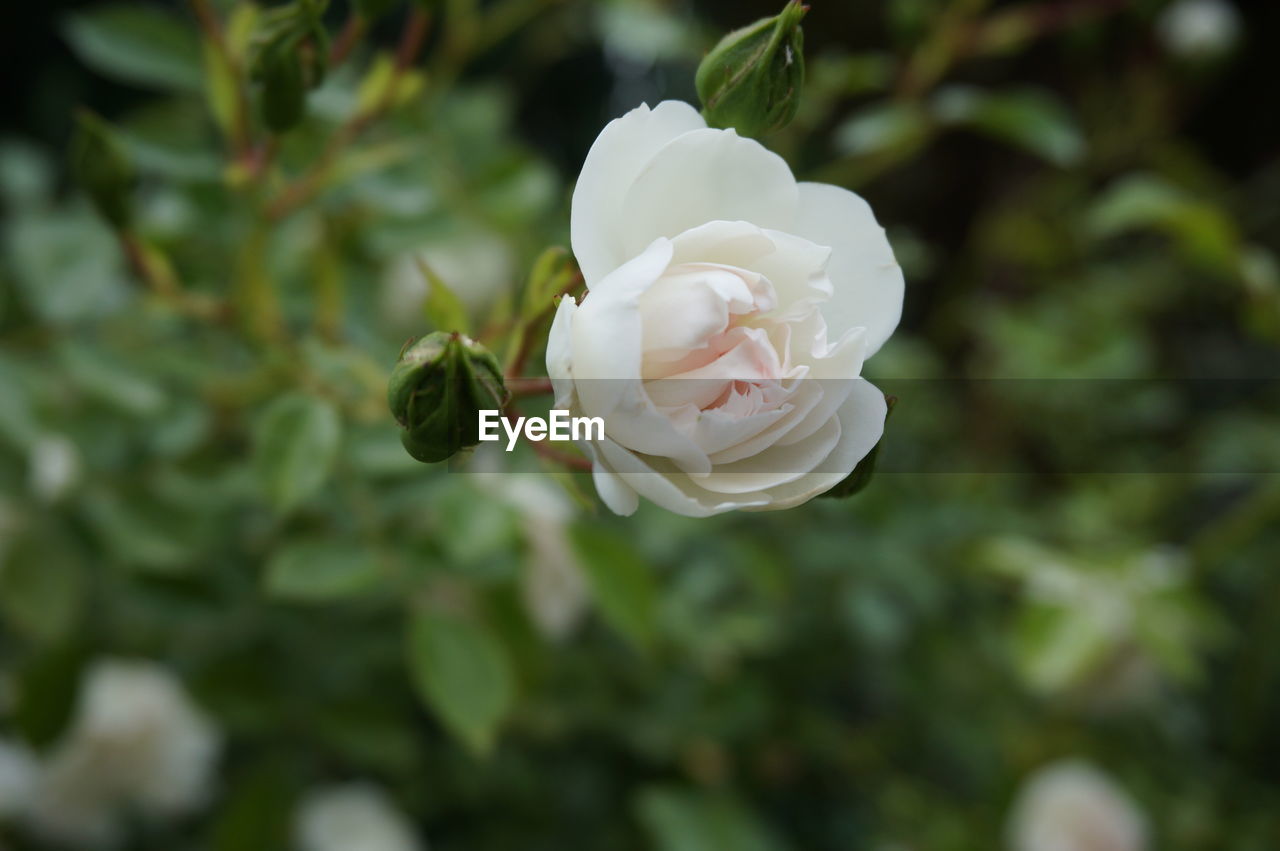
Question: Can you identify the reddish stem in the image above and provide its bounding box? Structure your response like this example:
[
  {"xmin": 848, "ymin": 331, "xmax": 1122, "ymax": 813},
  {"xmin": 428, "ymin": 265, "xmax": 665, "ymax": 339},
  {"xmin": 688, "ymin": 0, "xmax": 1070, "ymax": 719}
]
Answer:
[{"xmin": 329, "ymin": 14, "xmax": 366, "ymax": 66}]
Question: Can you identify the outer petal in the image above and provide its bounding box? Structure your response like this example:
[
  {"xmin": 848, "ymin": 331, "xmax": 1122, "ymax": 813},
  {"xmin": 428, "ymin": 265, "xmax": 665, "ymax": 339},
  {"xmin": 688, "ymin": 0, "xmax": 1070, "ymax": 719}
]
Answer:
[
  {"xmin": 570, "ymin": 238, "xmax": 673, "ymax": 416},
  {"xmin": 594, "ymin": 438, "xmax": 771, "ymax": 518},
  {"xmin": 571, "ymin": 239, "xmax": 713, "ymax": 473},
  {"xmin": 620, "ymin": 129, "xmax": 798, "ymax": 262},
  {"xmin": 570, "ymin": 101, "xmax": 706, "ymax": 287},
  {"xmin": 587, "ymin": 445, "xmax": 640, "ymax": 516},
  {"xmin": 792, "ymin": 182, "xmax": 904, "ymax": 357},
  {"xmin": 688, "ymin": 414, "xmax": 843, "ymax": 494},
  {"xmin": 745, "ymin": 378, "xmax": 888, "ymax": 511},
  {"xmin": 545, "ymin": 294, "xmax": 578, "ymax": 407}
]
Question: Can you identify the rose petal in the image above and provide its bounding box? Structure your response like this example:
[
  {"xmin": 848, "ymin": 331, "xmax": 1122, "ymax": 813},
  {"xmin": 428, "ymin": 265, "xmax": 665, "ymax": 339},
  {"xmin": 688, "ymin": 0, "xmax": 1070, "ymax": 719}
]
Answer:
[
  {"xmin": 546, "ymin": 295, "xmax": 578, "ymax": 408},
  {"xmin": 792, "ymin": 182, "xmax": 903, "ymax": 357},
  {"xmin": 620, "ymin": 129, "xmax": 798, "ymax": 262},
  {"xmin": 594, "ymin": 437, "xmax": 771, "ymax": 517},
  {"xmin": 571, "ymin": 238, "xmax": 673, "ymax": 417},
  {"xmin": 570, "ymin": 101, "xmax": 706, "ymax": 287},
  {"xmin": 670, "ymin": 221, "xmax": 777, "ymax": 270},
  {"xmin": 689, "ymin": 413, "xmax": 843, "ymax": 494},
  {"xmin": 745, "ymin": 378, "xmax": 888, "ymax": 511},
  {"xmin": 591, "ymin": 458, "xmax": 640, "ymax": 516}
]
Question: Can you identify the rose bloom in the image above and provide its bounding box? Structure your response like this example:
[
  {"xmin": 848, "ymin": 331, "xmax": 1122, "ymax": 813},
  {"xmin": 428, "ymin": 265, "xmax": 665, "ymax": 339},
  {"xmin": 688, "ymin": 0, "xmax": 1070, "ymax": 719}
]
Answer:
[
  {"xmin": 548, "ymin": 101, "xmax": 903, "ymax": 516},
  {"xmin": 1006, "ymin": 760, "xmax": 1149, "ymax": 851}
]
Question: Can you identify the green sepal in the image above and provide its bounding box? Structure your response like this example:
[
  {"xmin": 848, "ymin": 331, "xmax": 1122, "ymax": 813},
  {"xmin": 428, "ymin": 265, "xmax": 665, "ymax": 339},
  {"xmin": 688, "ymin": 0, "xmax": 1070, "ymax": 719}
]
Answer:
[{"xmin": 695, "ymin": 0, "xmax": 807, "ymax": 138}]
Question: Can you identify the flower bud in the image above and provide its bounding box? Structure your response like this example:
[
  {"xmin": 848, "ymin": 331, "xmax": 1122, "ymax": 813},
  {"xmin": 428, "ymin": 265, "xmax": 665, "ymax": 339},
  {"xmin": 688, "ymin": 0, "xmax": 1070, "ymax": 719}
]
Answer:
[
  {"xmin": 70, "ymin": 110, "xmax": 133, "ymax": 229},
  {"xmin": 388, "ymin": 332, "xmax": 509, "ymax": 464},
  {"xmin": 250, "ymin": 0, "xmax": 329, "ymax": 133},
  {"xmin": 695, "ymin": 0, "xmax": 807, "ymax": 138},
  {"xmin": 257, "ymin": 42, "xmax": 306, "ymax": 133}
]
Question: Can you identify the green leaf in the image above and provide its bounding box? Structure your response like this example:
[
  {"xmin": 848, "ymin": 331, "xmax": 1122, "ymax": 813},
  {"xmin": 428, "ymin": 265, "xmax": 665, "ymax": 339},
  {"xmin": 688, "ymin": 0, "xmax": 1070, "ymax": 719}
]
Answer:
[
  {"xmin": 62, "ymin": 4, "xmax": 204, "ymax": 92},
  {"xmin": 81, "ymin": 487, "xmax": 201, "ymax": 573},
  {"xmin": 405, "ymin": 608, "xmax": 514, "ymax": 755},
  {"xmin": 253, "ymin": 393, "xmax": 342, "ymax": 512},
  {"xmin": 1086, "ymin": 174, "xmax": 1239, "ymax": 270},
  {"xmin": 1013, "ymin": 602, "xmax": 1114, "ymax": 694},
  {"xmin": 571, "ymin": 523, "xmax": 658, "ymax": 651},
  {"xmin": 265, "ymin": 540, "xmax": 385, "ymax": 602},
  {"xmin": 0, "ymin": 534, "xmax": 84, "ymax": 644},
  {"xmin": 5, "ymin": 213, "xmax": 130, "ymax": 324},
  {"xmin": 833, "ymin": 101, "xmax": 931, "ymax": 157},
  {"xmin": 932, "ymin": 86, "xmax": 1085, "ymax": 166},
  {"xmin": 414, "ymin": 256, "xmax": 470, "ymax": 334},
  {"xmin": 521, "ymin": 245, "xmax": 575, "ymax": 321},
  {"xmin": 58, "ymin": 341, "xmax": 167, "ymax": 417},
  {"xmin": 636, "ymin": 787, "xmax": 784, "ymax": 851}
]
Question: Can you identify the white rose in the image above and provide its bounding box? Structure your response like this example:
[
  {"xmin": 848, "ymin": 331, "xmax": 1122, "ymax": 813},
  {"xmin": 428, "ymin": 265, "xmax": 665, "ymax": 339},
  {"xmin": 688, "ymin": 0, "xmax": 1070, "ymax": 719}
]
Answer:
[
  {"xmin": 547, "ymin": 100, "xmax": 904, "ymax": 517},
  {"xmin": 23, "ymin": 659, "xmax": 221, "ymax": 847},
  {"xmin": 505, "ymin": 477, "xmax": 588, "ymax": 641},
  {"xmin": 1006, "ymin": 760, "xmax": 1149, "ymax": 851},
  {"xmin": 0, "ymin": 738, "xmax": 38, "ymax": 819},
  {"xmin": 471, "ymin": 470, "xmax": 588, "ymax": 641},
  {"xmin": 295, "ymin": 783, "xmax": 425, "ymax": 851},
  {"xmin": 1157, "ymin": 0, "xmax": 1241, "ymax": 60}
]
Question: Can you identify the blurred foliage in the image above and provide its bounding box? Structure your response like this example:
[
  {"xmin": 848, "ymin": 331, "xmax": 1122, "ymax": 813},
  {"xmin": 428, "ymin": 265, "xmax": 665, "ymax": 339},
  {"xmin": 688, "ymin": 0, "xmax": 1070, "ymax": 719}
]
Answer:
[{"xmin": 2, "ymin": 0, "xmax": 1280, "ymax": 849}]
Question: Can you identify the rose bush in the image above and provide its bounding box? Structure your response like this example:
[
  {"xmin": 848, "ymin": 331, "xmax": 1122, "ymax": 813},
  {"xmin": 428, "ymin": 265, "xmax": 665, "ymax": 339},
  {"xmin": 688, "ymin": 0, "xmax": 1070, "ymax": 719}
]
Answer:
[{"xmin": 548, "ymin": 100, "xmax": 904, "ymax": 516}]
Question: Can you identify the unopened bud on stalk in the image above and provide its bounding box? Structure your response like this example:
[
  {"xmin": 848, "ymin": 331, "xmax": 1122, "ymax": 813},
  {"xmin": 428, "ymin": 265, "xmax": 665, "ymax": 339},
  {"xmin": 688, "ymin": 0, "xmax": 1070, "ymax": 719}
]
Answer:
[
  {"xmin": 257, "ymin": 42, "xmax": 307, "ymax": 133},
  {"xmin": 389, "ymin": 332, "xmax": 509, "ymax": 463},
  {"xmin": 250, "ymin": 0, "xmax": 329, "ymax": 133},
  {"xmin": 695, "ymin": 0, "xmax": 808, "ymax": 138},
  {"xmin": 70, "ymin": 110, "xmax": 133, "ymax": 229}
]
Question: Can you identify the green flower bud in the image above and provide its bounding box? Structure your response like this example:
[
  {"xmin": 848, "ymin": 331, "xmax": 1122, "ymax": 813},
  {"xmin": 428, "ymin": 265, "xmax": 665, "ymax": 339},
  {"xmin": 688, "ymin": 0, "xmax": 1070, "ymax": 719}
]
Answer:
[
  {"xmin": 695, "ymin": 0, "xmax": 808, "ymax": 138},
  {"xmin": 70, "ymin": 110, "xmax": 133, "ymax": 230},
  {"xmin": 257, "ymin": 41, "xmax": 307, "ymax": 133},
  {"xmin": 250, "ymin": 0, "xmax": 329, "ymax": 133},
  {"xmin": 389, "ymin": 332, "xmax": 509, "ymax": 464}
]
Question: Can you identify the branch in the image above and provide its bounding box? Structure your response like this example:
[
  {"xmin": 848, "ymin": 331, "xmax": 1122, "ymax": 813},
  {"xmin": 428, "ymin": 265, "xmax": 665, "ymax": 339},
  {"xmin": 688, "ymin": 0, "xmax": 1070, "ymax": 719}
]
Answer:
[
  {"xmin": 189, "ymin": 0, "xmax": 253, "ymax": 159},
  {"xmin": 266, "ymin": 8, "xmax": 432, "ymax": 220}
]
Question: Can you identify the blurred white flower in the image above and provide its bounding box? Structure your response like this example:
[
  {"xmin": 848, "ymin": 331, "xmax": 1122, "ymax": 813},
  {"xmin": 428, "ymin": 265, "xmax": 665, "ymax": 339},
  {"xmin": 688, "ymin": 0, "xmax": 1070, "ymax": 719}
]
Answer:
[
  {"xmin": 473, "ymin": 471, "xmax": 589, "ymax": 641},
  {"xmin": 1006, "ymin": 760, "xmax": 1148, "ymax": 851},
  {"xmin": 380, "ymin": 229, "xmax": 514, "ymax": 333},
  {"xmin": 295, "ymin": 782, "xmax": 425, "ymax": 851},
  {"xmin": 0, "ymin": 738, "xmax": 38, "ymax": 818},
  {"xmin": 982, "ymin": 540, "xmax": 1216, "ymax": 709},
  {"xmin": 508, "ymin": 477, "xmax": 589, "ymax": 641},
  {"xmin": 1157, "ymin": 0, "xmax": 1241, "ymax": 60},
  {"xmin": 28, "ymin": 433, "xmax": 81, "ymax": 503},
  {"xmin": 22, "ymin": 659, "xmax": 221, "ymax": 848}
]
